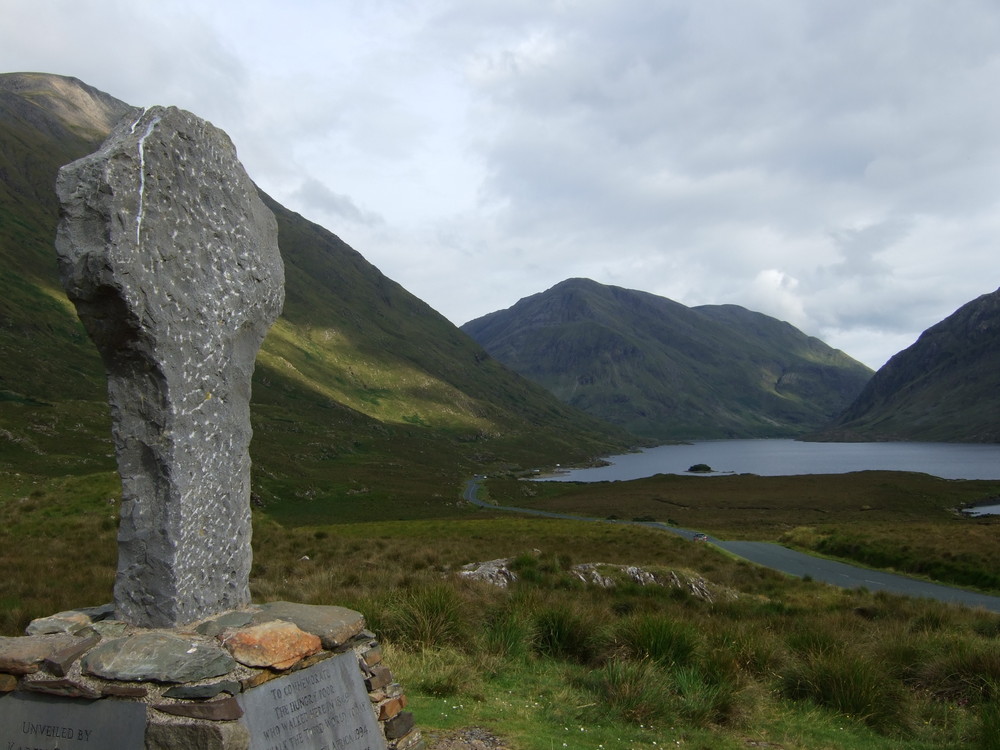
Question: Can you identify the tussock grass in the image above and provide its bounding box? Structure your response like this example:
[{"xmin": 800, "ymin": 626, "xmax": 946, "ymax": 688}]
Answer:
[
  {"xmin": 480, "ymin": 608, "xmax": 535, "ymax": 662},
  {"xmin": 977, "ymin": 693, "xmax": 1000, "ymax": 750},
  {"xmin": 782, "ymin": 650, "xmax": 910, "ymax": 734},
  {"xmin": 532, "ymin": 603, "xmax": 600, "ymax": 663},
  {"xmin": 384, "ymin": 584, "xmax": 469, "ymax": 650},
  {"xmin": 5, "ymin": 475, "xmax": 1000, "ymax": 748},
  {"xmin": 494, "ymin": 472, "xmax": 1000, "ymax": 594},
  {"xmin": 241, "ymin": 516, "xmax": 1000, "ymax": 747},
  {"xmin": 613, "ymin": 613, "xmax": 700, "ymax": 666},
  {"xmin": 584, "ymin": 658, "xmax": 675, "ymax": 724}
]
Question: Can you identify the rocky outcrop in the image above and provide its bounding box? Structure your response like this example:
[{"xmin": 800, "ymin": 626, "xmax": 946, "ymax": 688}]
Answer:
[{"xmin": 458, "ymin": 557, "xmax": 726, "ymax": 602}]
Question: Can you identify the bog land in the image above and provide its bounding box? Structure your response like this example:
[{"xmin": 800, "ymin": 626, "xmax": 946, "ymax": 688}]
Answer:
[{"xmin": 4, "ymin": 468, "xmax": 1000, "ymax": 749}]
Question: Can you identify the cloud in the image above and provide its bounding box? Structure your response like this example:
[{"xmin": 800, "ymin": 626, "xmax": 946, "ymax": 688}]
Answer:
[
  {"xmin": 4, "ymin": 0, "xmax": 1000, "ymax": 370},
  {"xmin": 290, "ymin": 178, "xmax": 384, "ymax": 227},
  {"xmin": 0, "ymin": 0, "xmax": 248, "ymax": 119},
  {"xmin": 412, "ymin": 0, "xmax": 1000, "ymax": 367}
]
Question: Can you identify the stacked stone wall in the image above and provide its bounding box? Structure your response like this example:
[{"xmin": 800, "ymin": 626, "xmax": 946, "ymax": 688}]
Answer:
[{"xmin": 0, "ymin": 602, "xmax": 421, "ymax": 750}]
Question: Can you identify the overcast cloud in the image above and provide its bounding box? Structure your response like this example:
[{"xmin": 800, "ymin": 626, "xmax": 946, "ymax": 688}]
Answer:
[{"xmin": 3, "ymin": 0, "xmax": 1000, "ymax": 368}]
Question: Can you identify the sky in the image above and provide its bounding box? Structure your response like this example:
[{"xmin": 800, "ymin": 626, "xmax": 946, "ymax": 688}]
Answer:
[{"xmin": 4, "ymin": 0, "xmax": 1000, "ymax": 370}]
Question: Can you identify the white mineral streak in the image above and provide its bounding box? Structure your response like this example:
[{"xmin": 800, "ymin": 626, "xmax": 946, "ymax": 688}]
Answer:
[
  {"xmin": 134, "ymin": 114, "xmax": 162, "ymax": 245},
  {"xmin": 128, "ymin": 106, "xmax": 147, "ymax": 133}
]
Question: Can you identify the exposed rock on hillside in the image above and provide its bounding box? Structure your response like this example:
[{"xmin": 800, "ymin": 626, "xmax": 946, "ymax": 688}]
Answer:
[{"xmin": 457, "ymin": 557, "xmax": 728, "ymax": 602}]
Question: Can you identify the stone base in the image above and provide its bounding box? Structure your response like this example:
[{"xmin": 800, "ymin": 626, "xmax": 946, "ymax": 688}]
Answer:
[{"xmin": 0, "ymin": 602, "xmax": 420, "ymax": 750}]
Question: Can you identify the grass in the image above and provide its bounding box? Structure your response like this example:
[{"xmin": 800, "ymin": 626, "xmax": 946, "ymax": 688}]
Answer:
[
  {"xmin": 3, "ymin": 470, "xmax": 1000, "ymax": 748},
  {"xmin": 487, "ymin": 472, "xmax": 1000, "ymax": 593},
  {"xmin": 309, "ymin": 521, "xmax": 993, "ymax": 749},
  {"xmin": 786, "ymin": 524, "xmax": 1000, "ymax": 591}
]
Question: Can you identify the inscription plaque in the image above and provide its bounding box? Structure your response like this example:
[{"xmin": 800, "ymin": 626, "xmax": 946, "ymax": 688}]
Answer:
[
  {"xmin": 238, "ymin": 652, "xmax": 385, "ymax": 750},
  {"xmin": 0, "ymin": 692, "xmax": 146, "ymax": 749}
]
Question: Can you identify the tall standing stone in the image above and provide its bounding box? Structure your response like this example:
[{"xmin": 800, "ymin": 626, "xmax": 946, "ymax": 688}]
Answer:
[{"xmin": 55, "ymin": 106, "xmax": 284, "ymax": 628}]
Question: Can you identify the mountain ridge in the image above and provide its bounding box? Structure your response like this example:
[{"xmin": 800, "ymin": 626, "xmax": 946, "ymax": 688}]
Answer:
[
  {"xmin": 0, "ymin": 72, "xmax": 632, "ymax": 515},
  {"xmin": 462, "ymin": 278, "xmax": 873, "ymax": 440},
  {"xmin": 819, "ymin": 286, "xmax": 1000, "ymax": 443}
]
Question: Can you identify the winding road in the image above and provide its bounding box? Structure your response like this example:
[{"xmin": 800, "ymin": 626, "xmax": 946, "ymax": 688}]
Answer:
[{"xmin": 463, "ymin": 479, "xmax": 1000, "ymax": 613}]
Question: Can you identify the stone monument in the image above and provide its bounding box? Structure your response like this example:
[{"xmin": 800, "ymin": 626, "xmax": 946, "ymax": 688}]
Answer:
[
  {"xmin": 55, "ymin": 106, "xmax": 285, "ymax": 628},
  {"xmin": 0, "ymin": 104, "xmax": 420, "ymax": 750}
]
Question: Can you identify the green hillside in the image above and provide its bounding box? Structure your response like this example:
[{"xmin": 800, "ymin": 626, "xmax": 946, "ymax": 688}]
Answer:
[
  {"xmin": 0, "ymin": 72, "xmax": 632, "ymax": 519},
  {"xmin": 820, "ymin": 286, "xmax": 1000, "ymax": 443},
  {"xmin": 461, "ymin": 278, "xmax": 872, "ymax": 440}
]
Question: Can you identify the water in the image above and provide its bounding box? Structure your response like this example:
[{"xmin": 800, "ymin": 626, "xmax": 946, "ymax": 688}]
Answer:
[
  {"xmin": 540, "ymin": 439, "xmax": 1000, "ymax": 482},
  {"xmin": 965, "ymin": 503, "xmax": 1000, "ymax": 517}
]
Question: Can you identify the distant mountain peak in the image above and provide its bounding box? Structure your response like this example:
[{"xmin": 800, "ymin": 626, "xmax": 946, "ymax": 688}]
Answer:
[
  {"xmin": 462, "ymin": 278, "xmax": 872, "ymax": 440},
  {"xmin": 822, "ymin": 286, "xmax": 1000, "ymax": 442}
]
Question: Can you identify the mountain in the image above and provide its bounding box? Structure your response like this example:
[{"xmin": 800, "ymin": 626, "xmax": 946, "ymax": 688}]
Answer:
[
  {"xmin": 820, "ymin": 287, "xmax": 1000, "ymax": 443},
  {"xmin": 0, "ymin": 72, "xmax": 632, "ymax": 516},
  {"xmin": 461, "ymin": 278, "xmax": 872, "ymax": 440}
]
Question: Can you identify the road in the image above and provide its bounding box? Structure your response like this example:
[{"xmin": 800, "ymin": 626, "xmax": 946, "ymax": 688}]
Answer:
[{"xmin": 463, "ymin": 479, "xmax": 1000, "ymax": 613}]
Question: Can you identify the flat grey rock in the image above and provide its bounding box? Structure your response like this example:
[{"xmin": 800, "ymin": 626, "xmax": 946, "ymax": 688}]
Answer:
[
  {"xmin": 26, "ymin": 604, "xmax": 114, "ymax": 635},
  {"xmin": 195, "ymin": 610, "xmax": 256, "ymax": 638},
  {"xmin": 0, "ymin": 634, "xmax": 80, "ymax": 675},
  {"xmin": 26, "ymin": 611, "xmax": 94, "ymax": 635},
  {"xmin": 163, "ymin": 679, "xmax": 241, "ymax": 700},
  {"xmin": 55, "ymin": 106, "xmax": 284, "ymax": 628},
  {"xmin": 153, "ymin": 695, "xmax": 244, "ymax": 721},
  {"xmin": 23, "ymin": 677, "xmax": 102, "ymax": 700},
  {"xmin": 42, "ymin": 633, "xmax": 101, "ymax": 676},
  {"xmin": 81, "ymin": 632, "xmax": 236, "ymax": 683},
  {"xmin": 87, "ymin": 619, "xmax": 130, "ymax": 638},
  {"xmin": 253, "ymin": 601, "xmax": 365, "ymax": 649}
]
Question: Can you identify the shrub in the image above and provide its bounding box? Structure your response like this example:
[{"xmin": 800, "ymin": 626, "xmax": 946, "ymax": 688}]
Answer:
[
  {"xmin": 480, "ymin": 608, "xmax": 535, "ymax": 662},
  {"xmin": 781, "ymin": 651, "xmax": 908, "ymax": 734},
  {"xmin": 584, "ymin": 658, "xmax": 674, "ymax": 724},
  {"xmin": 976, "ymin": 686, "xmax": 1000, "ymax": 750},
  {"xmin": 533, "ymin": 605, "xmax": 599, "ymax": 663},
  {"xmin": 387, "ymin": 583, "xmax": 468, "ymax": 649},
  {"xmin": 616, "ymin": 614, "xmax": 699, "ymax": 667}
]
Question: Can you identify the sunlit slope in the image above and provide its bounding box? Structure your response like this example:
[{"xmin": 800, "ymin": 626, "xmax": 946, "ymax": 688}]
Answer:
[{"xmin": 0, "ymin": 72, "xmax": 631, "ymax": 503}]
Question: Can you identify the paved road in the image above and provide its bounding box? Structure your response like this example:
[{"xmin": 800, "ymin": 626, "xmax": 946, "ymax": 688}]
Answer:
[{"xmin": 464, "ymin": 479, "xmax": 1000, "ymax": 613}]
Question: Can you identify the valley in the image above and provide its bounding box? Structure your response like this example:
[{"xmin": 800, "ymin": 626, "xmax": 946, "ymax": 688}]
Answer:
[{"xmin": 2, "ymin": 71, "xmax": 1000, "ymax": 749}]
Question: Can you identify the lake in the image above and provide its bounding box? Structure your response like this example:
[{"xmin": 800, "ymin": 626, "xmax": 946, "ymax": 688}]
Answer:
[{"xmin": 539, "ymin": 439, "xmax": 1000, "ymax": 482}]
